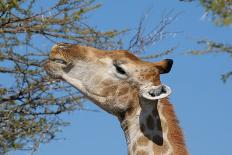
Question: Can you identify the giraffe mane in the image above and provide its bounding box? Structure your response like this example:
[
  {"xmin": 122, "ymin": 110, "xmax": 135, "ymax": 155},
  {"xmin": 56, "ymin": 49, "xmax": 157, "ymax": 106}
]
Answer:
[{"xmin": 161, "ymin": 98, "xmax": 187, "ymax": 154}]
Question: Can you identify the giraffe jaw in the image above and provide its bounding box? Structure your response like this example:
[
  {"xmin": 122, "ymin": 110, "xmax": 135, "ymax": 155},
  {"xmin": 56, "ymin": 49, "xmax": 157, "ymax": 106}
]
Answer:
[{"xmin": 140, "ymin": 84, "xmax": 172, "ymax": 100}]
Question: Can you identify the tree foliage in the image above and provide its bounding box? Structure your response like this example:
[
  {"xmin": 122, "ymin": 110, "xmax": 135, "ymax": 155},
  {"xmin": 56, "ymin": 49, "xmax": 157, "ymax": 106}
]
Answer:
[
  {"xmin": 0, "ymin": 0, "xmax": 123, "ymax": 154},
  {"xmin": 189, "ymin": 40, "xmax": 232, "ymax": 82},
  {"xmin": 180, "ymin": 0, "xmax": 232, "ymax": 82},
  {"xmin": 199, "ymin": 0, "xmax": 232, "ymax": 26},
  {"xmin": 199, "ymin": 0, "xmax": 232, "ymax": 82},
  {"xmin": 180, "ymin": 0, "xmax": 232, "ymax": 26}
]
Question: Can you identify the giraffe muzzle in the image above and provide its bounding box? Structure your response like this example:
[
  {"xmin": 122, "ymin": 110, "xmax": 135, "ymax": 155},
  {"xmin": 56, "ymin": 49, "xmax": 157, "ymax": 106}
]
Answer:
[{"xmin": 140, "ymin": 84, "xmax": 172, "ymax": 100}]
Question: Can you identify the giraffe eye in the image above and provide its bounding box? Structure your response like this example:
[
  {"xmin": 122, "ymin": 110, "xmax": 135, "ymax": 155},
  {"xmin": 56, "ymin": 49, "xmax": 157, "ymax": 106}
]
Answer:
[{"xmin": 114, "ymin": 64, "xmax": 126, "ymax": 75}]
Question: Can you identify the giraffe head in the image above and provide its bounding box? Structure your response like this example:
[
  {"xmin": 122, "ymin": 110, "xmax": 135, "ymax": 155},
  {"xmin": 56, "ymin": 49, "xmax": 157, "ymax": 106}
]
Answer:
[{"xmin": 44, "ymin": 43, "xmax": 173, "ymax": 116}]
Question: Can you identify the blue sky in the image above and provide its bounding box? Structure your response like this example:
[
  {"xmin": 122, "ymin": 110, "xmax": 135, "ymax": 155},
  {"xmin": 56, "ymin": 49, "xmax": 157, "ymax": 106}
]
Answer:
[{"xmin": 10, "ymin": 0, "xmax": 232, "ymax": 155}]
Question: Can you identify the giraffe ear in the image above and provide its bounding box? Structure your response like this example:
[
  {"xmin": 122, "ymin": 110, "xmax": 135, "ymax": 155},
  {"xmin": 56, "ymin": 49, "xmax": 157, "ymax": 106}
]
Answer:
[
  {"xmin": 154, "ymin": 59, "xmax": 173, "ymax": 74},
  {"xmin": 140, "ymin": 84, "xmax": 172, "ymax": 100}
]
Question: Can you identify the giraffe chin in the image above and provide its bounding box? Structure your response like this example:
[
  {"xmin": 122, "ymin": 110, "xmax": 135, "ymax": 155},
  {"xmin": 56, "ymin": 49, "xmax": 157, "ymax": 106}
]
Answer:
[{"xmin": 140, "ymin": 84, "xmax": 172, "ymax": 100}]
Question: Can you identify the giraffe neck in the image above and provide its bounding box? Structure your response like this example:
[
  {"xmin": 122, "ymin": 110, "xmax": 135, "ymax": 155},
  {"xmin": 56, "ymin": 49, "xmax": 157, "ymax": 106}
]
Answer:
[{"xmin": 119, "ymin": 98, "xmax": 188, "ymax": 155}]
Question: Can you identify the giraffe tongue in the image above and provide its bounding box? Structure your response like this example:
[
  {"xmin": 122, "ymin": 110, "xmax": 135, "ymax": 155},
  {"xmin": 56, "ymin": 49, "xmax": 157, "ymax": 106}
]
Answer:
[{"xmin": 141, "ymin": 84, "xmax": 172, "ymax": 100}]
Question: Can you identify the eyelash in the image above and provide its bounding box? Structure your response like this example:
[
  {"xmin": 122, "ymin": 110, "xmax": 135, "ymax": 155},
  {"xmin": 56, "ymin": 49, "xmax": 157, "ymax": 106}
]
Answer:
[{"xmin": 114, "ymin": 64, "xmax": 126, "ymax": 75}]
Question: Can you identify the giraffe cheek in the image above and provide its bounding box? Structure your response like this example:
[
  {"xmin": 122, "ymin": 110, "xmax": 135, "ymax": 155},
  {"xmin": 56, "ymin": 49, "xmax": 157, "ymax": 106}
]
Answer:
[
  {"xmin": 99, "ymin": 85, "xmax": 118, "ymax": 96},
  {"xmin": 117, "ymin": 86, "xmax": 129, "ymax": 96}
]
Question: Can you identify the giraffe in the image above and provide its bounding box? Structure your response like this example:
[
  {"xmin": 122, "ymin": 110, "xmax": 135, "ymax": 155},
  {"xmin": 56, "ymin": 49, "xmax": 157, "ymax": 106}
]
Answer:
[{"xmin": 44, "ymin": 43, "xmax": 188, "ymax": 155}]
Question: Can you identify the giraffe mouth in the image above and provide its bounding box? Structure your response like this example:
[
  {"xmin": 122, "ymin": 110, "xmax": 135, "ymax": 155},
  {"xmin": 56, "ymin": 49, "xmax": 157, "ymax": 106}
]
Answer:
[
  {"xmin": 49, "ymin": 58, "xmax": 68, "ymax": 65},
  {"xmin": 140, "ymin": 84, "xmax": 172, "ymax": 100}
]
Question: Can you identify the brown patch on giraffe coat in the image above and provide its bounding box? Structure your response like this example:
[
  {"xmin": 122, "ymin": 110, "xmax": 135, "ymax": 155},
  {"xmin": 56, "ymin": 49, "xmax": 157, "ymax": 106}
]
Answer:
[
  {"xmin": 151, "ymin": 74, "xmax": 161, "ymax": 85},
  {"xmin": 107, "ymin": 85, "xmax": 118, "ymax": 92},
  {"xmin": 120, "ymin": 50, "xmax": 141, "ymax": 62},
  {"xmin": 136, "ymin": 150, "xmax": 148, "ymax": 155},
  {"xmin": 117, "ymin": 95, "xmax": 130, "ymax": 104},
  {"xmin": 137, "ymin": 136, "xmax": 149, "ymax": 146},
  {"xmin": 100, "ymin": 84, "xmax": 118, "ymax": 96},
  {"xmin": 152, "ymin": 143, "xmax": 162, "ymax": 154},
  {"xmin": 101, "ymin": 79, "xmax": 113, "ymax": 85},
  {"xmin": 107, "ymin": 50, "xmax": 141, "ymax": 62},
  {"xmin": 146, "ymin": 115, "xmax": 154, "ymax": 130},
  {"xmin": 59, "ymin": 44, "xmax": 89, "ymax": 61},
  {"xmin": 144, "ymin": 73, "xmax": 154, "ymax": 81},
  {"xmin": 162, "ymin": 141, "xmax": 169, "ymax": 154},
  {"xmin": 117, "ymin": 86, "xmax": 129, "ymax": 96}
]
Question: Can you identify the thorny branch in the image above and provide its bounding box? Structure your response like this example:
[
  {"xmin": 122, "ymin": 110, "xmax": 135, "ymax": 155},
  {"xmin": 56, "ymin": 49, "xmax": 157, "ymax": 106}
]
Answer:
[
  {"xmin": 189, "ymin": 40, "xmax": 232, "ymax": 82},
  {"xmin": 128, "ymin": 11, "xmax": 180, "ymax": 56}
]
